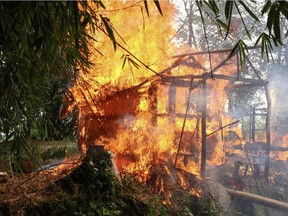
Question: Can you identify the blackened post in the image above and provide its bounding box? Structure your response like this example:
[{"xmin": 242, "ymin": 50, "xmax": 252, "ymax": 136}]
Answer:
[
  {"xmin": 201, "ymin": 79, "xmax": 207, "ymax": 179},
  {"xmin": 148, "ymin": 84, "xmax": 158, "ymax": 126},
  {"xmin": 265, "ymin": 86, "xmax": 271, "ymax": 180},
  {"xmin": 168, "ymin": 84, "xmax": 177, "ymax": 124}
]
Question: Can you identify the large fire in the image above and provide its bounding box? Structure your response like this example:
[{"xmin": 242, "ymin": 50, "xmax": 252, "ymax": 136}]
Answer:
[{"xmin": 64, "ymin": 0, "xmax": 254, "ymax": 195}]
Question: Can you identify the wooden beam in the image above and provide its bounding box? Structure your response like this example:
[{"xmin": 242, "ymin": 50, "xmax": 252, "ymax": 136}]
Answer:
[
  {"xmin": 226, "ymin": 189, "xmax": 288, "ymax": 213},
  {"xmin": 212, "ymin": 74, "xmax": 267, "ymax": 84},
  {"xmin": 162, "ymin": 78, "xmax": 205, "ymax": 89},
  {"xmin": 172, "ymin": 46, "xmax": 261, "ymax": 58},
  {"xmin": 157, "ymin": 113, "xmax": 197, "ymax": 119},
  {"xmin": 226, "ymin": 83, "xmax": 267, "ymax": 89},
  {"xmin": 163, "ymin": 74, "xmax": 267, "ymax": 85}
]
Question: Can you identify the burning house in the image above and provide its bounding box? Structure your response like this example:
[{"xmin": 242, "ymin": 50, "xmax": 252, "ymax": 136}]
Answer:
[
  {"xmin": 1, "ymin": 1, "xmax": 288, "ymax": 215},
  {"xmin": 60, "ymin": 1, "xmax": 288, "ymax": 214}
]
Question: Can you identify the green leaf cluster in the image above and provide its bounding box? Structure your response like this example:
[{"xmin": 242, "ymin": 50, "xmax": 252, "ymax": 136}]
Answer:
[
  {"xmin": 196, "ymin": 0, "xmax": 288, "ymax": 64},
  {"xmin": 0, "ymin": 1, "xmax": 107, "ymax": 158}
]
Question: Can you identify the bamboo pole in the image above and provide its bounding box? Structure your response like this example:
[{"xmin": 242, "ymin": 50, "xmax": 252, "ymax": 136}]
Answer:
[
  {"xmin": 172, "ymin": 45, "xmax": 261, "ymax": 58},
  {"xmin": 201, "ymin": 79, "xmax": 207, "ymax": 179},
  {"xmin": 163, "ymin": 74, "xmax": 267, "ymax": 84},
  {"xmin": 226, "ymin": 189, "xmax": 288, "ymax": 213}
]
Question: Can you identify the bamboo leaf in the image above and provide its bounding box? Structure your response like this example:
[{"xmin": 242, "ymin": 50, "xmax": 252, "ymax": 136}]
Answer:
[
  {"xmin": 254, "ymin": 33, "xmax": 264, "ymax": 47},
  {"xmin": 267, "ymin": 3, "xmax": 277, "ymax": 34},
  {"xmin": 128, "ymin": 57, "xmax": 140, "ymax": 69},
  {"xmin": 225, "ymin": 1, "xmax": 233, "ymax": 19},
  {"xmin": 238, "ymin": 0, "xmax": 260, "ymax": 22},
  {"xmin": 234, "ymin": 2, "xmax": 251, "ymax": 40},
  {"xmin": 196, "ymin": 1, "xmax": 205, "ymax": 24},
  {"xmin": 209, "ymin": 1, "xmax": 219, "ymax": 14},
  {"xmin": 122, "ymin": 55, "xmax": 127, "ymax": 69},
  {"xmin": 279, "ymin": 1, "xmax": 288, "ymax": 20},
  {"xmin": 273, "ymin": 10, "xmax": 281, "ymax": 43},
  {"xmin": 100, "ymin": 15, "xmax": 117, "ymax": 50},
  {"xmin": 144, "ymin": 0, "xmax": 149, "ymax": 17},
  {"xmin": 262, "ymin": 0, "xmax": 271, "ymax": 15},
  {"xmin": 93, "ymin": 0, "xmax": 106, "ymax": 9},
  {"xmin": 216, "ymin": 19, "xmax": 228, "ymax": 30},
  {"xmin": 261, "ymin": 35, "xmax": 265, "ymax": 58},
  {"xmin": 238, "ymin": 40, "xmax": 248, "ymax": 67},
  {"xmin": 227, "ymin": 41, "xmax": 240, "ymax": 60},
  {"xmin": 224, "ymin": 1, "xmax": 233, "ymax": 39},
  {"xmin": 264, "ymin": 42, "xmax": 269, "ymax": 61},
  {"xmin": 204, "ymin": 1, "xmax": 219, "ymax": 15},
  {"xmin": 265, "ymin": 34, "xmax": 273, "ymax": 50},
  {"xmin": 153, "ymin": 0, "xmax": 163, "ymax": 16}
]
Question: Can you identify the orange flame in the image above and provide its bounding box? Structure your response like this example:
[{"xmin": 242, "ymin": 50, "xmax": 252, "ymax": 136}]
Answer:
[{"xmin": 65, "ymin": 1, "xmax": 245, "ymax": 195}]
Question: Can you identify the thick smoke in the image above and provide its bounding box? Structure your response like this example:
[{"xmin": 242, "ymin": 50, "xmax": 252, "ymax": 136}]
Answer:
[{"xmin": 268, "ymin": 64, "xmax": 288, "ymax": 146}]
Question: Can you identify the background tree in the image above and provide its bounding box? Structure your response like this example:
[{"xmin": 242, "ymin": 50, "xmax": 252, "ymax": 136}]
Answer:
[
  {"xmin": 0, "ymin": 1, "xmax": 162, "ymax": 162},
  {"xmin": 173, "ymin": 0, "xmax": 288, "ymax": 143}
]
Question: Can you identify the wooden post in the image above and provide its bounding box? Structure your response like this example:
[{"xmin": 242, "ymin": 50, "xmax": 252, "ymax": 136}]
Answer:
[
  {"xmin": 251, "ymin": 107, "xmax": 256, "ymax": 142},
  {"xmin": 265, "ymin": 86, "xmax": 271, "ymax": 180},
  {"xmin": 148, "ymin": 85, "xmax": 158, "ymax": 126},
  {"xmin": 201, "ymin": 79, "xmax": 207, "ymax": 179},
  {"xmin": 168, "ymin": 84, "xmax": 177, "ymax": 124}
]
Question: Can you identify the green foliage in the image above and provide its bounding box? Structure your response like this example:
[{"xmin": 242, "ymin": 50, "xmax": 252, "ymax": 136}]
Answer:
[
  {"xmin": 41, "ymin": 145, "xmax": 78, "ymax": 162},
  {"xmin": 0, "ymin": 1, "xmax": 116, "ymax": 163},
  {"xmin": 194, "ymin": 0, "xmax": 288, "ymax": 64},
  {"xmin": 0, "ymin": 1, "xmax": 94, "ymax": 147},
  {"xmin": 228, "ymin": 39, "xmax": 248, "ymax": 67},
  {"xmin": 255, "ymin": 33, "xmax": 275, "ymax": 61},
  {"xmin": 0, "ymin": 0, "xmax": 166, "ymax": 163},
  {"xmin": 198, "ymin": 194, "xmax": 221, "ymax": 216},
  {"xmin": 24, "ymin": 153, "xmax": 170, "ymax": 216}
]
